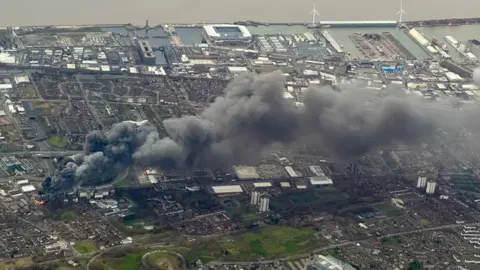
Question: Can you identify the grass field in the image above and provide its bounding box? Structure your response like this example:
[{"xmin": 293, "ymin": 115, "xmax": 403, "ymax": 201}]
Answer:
[
  {"xmin": 146, "ymin": 251, "xmax": 183, "ymax": 270},
  {"xmin": 373, "ymin": 202, "xmax": 403, "ymax": 217},
  {"xmin": 74, "ymin": 240, "xmax": 97, "ymax": 254},
  {"xmin": 220, "ymin": 226, "xmax": 315, "ymax": 260},
  {"xmin": 381, "ymin": 235, "xmax": 402, "ymax": 246},
  {"xmin": 94, "ymin": 226, "xmax": 319, "ymax": 267},
  {"xmin": 48, "ymin": 135, "xmax": 69, "ymax": 148},
  {"xmin": 94, "ymin": 249, "xmax": 146, "ymax": 270},
  {"xmin": 55, "ymin": 209, "xmax": 77, "ymax": 220},
  {"xmin": 0, "ymin": 257, "xmax": 33, "ymax": 268}
]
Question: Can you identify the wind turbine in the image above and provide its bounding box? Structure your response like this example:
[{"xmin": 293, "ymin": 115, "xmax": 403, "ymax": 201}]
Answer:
[
  {"xmin": 396, "ymin": 0, "xmax": 407, "ymax": 26},
  {"xmin": 310, "ymin": 3, "xmax": 320, "ymax": 26}
]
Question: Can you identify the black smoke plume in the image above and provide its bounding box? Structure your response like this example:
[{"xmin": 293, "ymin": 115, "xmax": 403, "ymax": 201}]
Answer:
[{"xmin": 42, "ymin": 71, "xmax": 464, "ymax": 194}]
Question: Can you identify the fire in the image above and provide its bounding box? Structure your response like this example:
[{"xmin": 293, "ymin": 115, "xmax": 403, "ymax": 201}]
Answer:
[{"xmin": 35, "ymin": 199, "xmax": 46, "ymax": 205}]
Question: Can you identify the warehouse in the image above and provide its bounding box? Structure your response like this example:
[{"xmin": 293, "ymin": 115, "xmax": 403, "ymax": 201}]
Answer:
[
  {"xmin": 253, "ymin": 182, "xmax": 272, "ymax": 188},
  {"xmin": 280, "ymin": 182, "xmax": 291, "ymax": 188},
  {"xmin": 21, "ymin": 185, "xmax": 36, "ymax": 193},
  {"xmin": 285, "ymin": 166, "xmax": 301, "ymax": 178},
  {"xmin": 202, "ymin": 24, "xmax": 252, "ymax": 46},
  {"xmin": 212, "ymin": 185, "xmax": 243, "ymax": 195},
  {"xmin": 309, "ymin": 177, "xmax": 334, "ymax": 187}
]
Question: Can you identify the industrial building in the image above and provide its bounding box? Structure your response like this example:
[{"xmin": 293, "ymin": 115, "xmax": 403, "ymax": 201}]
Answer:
[
  {"xmin": 308, "ymin": 166, "xmax": 333, "ymax": 186},
  {"xmin": 417, "ymin": 176, "xmax": 427, "ymax": 189},
  {"xmin": 307, "ymin": 255, "xmax": 356, "ymax": 270},
  {"xmin": 426, "ymin": 181, "xmax": 437, "ymax": 194},
  {"xmin": 280, "ymin": 182, "xmax": 291, "ymax": 188},
  {"xmin": 136, "ymin": 39, "xmax": 156, "ymax": 65},
  {"xmin": 310, "ymin": 178, "xmax": 333, "ymax": 187},
  {"xmin": 259, "ymin": 197, "xmax": 270, "ymax": 212},
  {"xmin": 202, "ymin": 24, "xmax": 252, "ymax": 46},
  {"xmin": 253, "ymin": 182, "xmax": 272, "ymax": 188},
  {"xmin": 212, "ymin": 185, "xmax": 243, "ymax": 195},
  {"xmin": 285, "ymin": 166, "xmax": 301, "ymax": 178},
  {"xmin": 440, "ymin": 60, "xmax": 473, "ymax": 78},
  {"xmin": 408, "ymin": 28, "xmax": 430, "ymax": 47},
  {"xmin": 250, "ymin": 191, "xmax": 260, "ymax": 205},
  {"xmin": 233, "ymin": 165, "xmax": 260, "ymax": 180}
]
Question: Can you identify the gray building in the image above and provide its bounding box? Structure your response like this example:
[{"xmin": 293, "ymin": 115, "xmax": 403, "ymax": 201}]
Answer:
[{"xmin": 136, "ymin": 39, "xmax": 156, "ymax": 66}]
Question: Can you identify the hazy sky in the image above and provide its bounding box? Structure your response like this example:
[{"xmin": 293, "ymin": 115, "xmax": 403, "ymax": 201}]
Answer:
[{"xmin": 1, "ymin": 0, "xmax": 478, "ymax": 26}]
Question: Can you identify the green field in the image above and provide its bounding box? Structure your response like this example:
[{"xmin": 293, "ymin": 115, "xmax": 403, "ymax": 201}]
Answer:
[
  {"xmin": 93, "ymin": 226, "xmax": 320, "ymax": 267},
  {"xmin": 381, "ymin": 236, "xmax": 403, "ymax": 246},
  {"xmin": 373, "ymin": 202, "xmax": 403, "ymax": 217},
  {"xmin": 220, "ymin": 226, "xmax": 315, "ymax": 260},
  {"xmin": 146, "ymin": 251, "xmax": 183, "ymax": 270},
  {"xmin": 0, "ymin": 257, "xmax": 33, "ymax": 269},
  {"xmin": 48, "ymin": 135, "xmax": 69, "ymax": 148},
  {"xmin": 74, "ymin": 240, "xmax": 97, "ymax": 254},
  {"xmin": 55, "ymin": 209, "xmax": 77, "ymax": 221},
  {"xmin": 94, "ymin": 249, "xmax": 146, "ymax": 270}
]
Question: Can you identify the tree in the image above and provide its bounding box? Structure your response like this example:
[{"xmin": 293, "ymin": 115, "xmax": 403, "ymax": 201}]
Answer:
[{"xmin": 406, "ymin": 259, "xmax": 423, "ymax": 270}]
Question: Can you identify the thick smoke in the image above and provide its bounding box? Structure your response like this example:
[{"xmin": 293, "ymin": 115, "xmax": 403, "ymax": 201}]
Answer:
[{"xmin": 42, "ymin": 71, "xmax": 469, "ymax": 194}]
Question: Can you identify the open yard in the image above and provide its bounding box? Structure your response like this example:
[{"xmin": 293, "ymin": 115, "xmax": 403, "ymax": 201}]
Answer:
[
  {"xmin": 93, "ymin": 226, "xmax": 320, "ymax": 267},
  {"xmin": 74, "ymin": 240, "xmax": 97, "ymax": 254},
  {"xmin": 92, "ymin": 248, "xmax": 147, "ymax": 270},
  {"xmin": 48, "ymin": 135, "xmax": 69, "ymax": 148},
  {"xmin": 146, "ymin": 251, "xmax": 184, "ymax": 270},
  {"xmin": 373, "ymin": 202, "xmax": 403, "ymax": 217},
  {"xmin": 220, "ymin": 226, "xmax": 315, "ymax": 260}
]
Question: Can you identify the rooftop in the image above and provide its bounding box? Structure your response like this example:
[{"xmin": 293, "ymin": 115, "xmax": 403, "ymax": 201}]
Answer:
[
  {"xmin": 203, "ymin": 24, "xmax": 252, "ymax": 40},
  {"xmin": 253, "ymin": 182, "xmax": 272, "ymax": 188},
  {"xmin": 212, "ymin": 185, "xmax": 243, "ymax": 194}
]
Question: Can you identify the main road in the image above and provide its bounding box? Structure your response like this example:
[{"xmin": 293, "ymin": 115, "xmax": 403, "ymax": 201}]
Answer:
[{"xmin": 1, "ymin": 0, "xmax": 480, "ymax": 27}]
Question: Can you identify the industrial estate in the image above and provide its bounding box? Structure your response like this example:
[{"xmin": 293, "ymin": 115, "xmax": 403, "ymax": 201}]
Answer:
[{"xmin": 1, "ymin": 4, "xmax": 480, "ymax": 270}]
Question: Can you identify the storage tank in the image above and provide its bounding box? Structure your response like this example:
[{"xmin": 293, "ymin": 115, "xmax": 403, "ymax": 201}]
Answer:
[
  {"xmin": 445, "ymin": 36, "xmax": 458, "ymax": 46},
  {"xmin": 408, "ymin": 28, "xmax": 430, "ymax": 47}
]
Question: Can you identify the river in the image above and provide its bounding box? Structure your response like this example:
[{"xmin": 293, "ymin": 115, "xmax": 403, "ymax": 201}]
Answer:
[{"xmin": 2, "ymin": 0, "xmax": 480, "ymax": 26}]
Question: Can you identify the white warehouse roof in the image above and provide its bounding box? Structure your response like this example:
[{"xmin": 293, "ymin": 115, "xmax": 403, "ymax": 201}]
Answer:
[
  {"xmin": 280, "ymin": 182, "xmax": 291, "ymax": 188},
  {"xmin": 212, "ymin": 185, "xmax": 243, "ymax": 194},
  {"xmin": 203, "ymin": 24, "xmax": 252, "ymax": 39},
  {"xmin": 17, "ymin": 180, "xmax": 29, "ymax": 185},
  {"xmin": 21, "ymin": 185, "xmax": 36, "ymax": 193},
  {"xmin": 14, "ymin": 75, "xmax": 30, "ymax": 84},
  {"xmin": 309, "ymin": 177, "xmax": 333, "ymax": 185},
  {"xmin": 228, "ymin": 66, "xmax": 249, "ymax": 73},
  {"xmin": 253, "ymin": 182, "xmax": 272, "ymax": 188}
]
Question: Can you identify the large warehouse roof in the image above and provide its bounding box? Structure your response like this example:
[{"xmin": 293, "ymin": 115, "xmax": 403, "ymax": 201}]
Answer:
[
  {"xmin": 253, "ymin": 182, "xmax": 272, "ymax": 188},
  {"xmin": 212, "ymin": 185, "xmax": 243, "ymax": 194},
  {"xmin": 203, "ymin": 24, "xmax": 252, "ymax": 39},
  {"xmin": 21, "ymin": 185, "xmax": 36, "ymax": 192},
  {"xmin": 309, "ymin": 177, "xmax": 333, "ymax": 186}
]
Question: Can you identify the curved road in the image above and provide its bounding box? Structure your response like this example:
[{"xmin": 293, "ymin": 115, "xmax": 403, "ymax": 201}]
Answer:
[{"xmin": 141, "ymin": 251, "xmax": 186, "ymax": 270}]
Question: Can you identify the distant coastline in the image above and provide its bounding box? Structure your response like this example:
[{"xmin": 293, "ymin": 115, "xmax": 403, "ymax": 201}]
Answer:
[{"xmin": 4, "ymin": 16, "xmax": 480, "ymax": 29}]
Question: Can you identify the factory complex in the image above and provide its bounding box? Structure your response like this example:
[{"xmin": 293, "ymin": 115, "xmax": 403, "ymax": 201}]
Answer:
[{"xmin": 0, "ymin": 11, "xmax": 479, "ymax": 270}]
